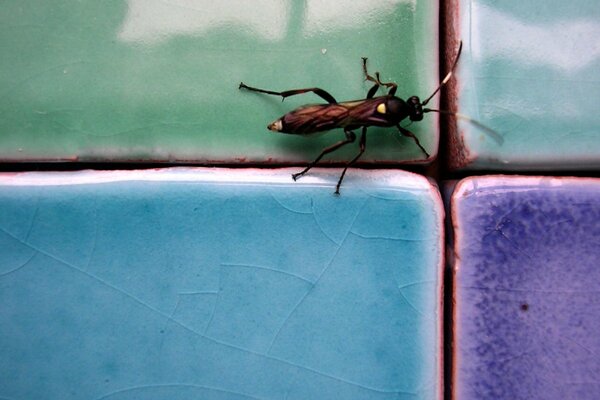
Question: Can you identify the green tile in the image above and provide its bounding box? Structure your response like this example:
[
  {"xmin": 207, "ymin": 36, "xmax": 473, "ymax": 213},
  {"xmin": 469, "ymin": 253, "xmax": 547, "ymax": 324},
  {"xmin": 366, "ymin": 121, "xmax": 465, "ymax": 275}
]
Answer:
[
  {"xmin": 450, "ymin": 0, "xmax": 600, "ymax": 169},
  {"xmin": 0, "ymin": 1, "xmax": 438, "ymax": 163}
]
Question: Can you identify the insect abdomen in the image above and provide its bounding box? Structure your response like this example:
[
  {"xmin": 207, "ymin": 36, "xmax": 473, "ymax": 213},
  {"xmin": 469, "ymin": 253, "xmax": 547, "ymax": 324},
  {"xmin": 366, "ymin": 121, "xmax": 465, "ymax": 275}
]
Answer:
[{"xmin": 276, "ymin": 104, "xmax": 350, "ymax": 134}]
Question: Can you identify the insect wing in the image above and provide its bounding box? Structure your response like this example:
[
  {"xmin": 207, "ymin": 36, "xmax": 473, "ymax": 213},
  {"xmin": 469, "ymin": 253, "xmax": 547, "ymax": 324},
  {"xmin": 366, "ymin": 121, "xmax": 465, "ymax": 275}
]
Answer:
[{"xmin": 281, "ymin": 104, "xmax": 350, "ymax": 134}]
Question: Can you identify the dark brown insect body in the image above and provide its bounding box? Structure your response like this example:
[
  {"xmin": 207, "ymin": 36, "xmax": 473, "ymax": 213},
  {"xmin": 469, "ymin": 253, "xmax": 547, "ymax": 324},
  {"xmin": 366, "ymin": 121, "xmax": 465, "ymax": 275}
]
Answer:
[
  {"xmin": 239, "ymin": 42, "xmax": 464, "ymax": 194},
  {"xmin": 269, "ymin": 96, "xmax": 420, "ymax": 134}
]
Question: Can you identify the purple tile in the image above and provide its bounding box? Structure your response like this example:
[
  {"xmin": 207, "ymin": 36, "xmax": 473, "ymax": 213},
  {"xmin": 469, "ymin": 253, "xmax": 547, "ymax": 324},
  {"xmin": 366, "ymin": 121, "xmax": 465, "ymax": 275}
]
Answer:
[{"xmin": 452, "ymin": 176, "xmax": 600, "ymax": 399}]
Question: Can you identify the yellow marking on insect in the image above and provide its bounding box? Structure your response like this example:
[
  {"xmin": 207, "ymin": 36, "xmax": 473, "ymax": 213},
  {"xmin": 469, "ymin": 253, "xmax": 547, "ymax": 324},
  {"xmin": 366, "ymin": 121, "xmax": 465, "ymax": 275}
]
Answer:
[{"xmin": 376, "ymin": 103, "xmax": 386, "ymax": 114}]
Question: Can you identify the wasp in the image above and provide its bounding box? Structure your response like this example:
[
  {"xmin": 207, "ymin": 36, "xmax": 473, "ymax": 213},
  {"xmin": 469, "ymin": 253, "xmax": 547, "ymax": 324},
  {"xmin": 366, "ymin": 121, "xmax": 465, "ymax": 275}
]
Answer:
[{"xmin": 240, "ymin": 42, "xmax": 471, "ymax": 194}]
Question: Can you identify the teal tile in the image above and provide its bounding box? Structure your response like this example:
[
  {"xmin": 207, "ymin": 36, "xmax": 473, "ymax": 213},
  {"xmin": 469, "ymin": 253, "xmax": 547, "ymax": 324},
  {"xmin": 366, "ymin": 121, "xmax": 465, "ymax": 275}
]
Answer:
[
  {"xmin": 447, "ymin": 0, "xmax": 600, "ymax": 169},
  {"xmin": 0, "ymin": 168, "xmax": 443, "ymax": 399},
  {"xmin": 0, "ymin": 1, "xmax": 438, "ymax": 164}
]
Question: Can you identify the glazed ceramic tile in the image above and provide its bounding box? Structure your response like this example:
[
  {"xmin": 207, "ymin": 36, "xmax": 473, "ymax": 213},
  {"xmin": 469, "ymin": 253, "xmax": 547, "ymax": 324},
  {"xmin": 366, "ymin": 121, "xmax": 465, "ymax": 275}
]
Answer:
[
  {"xmin": 444, "ymin": 0, "xmax": 600, "ymax": 169},
  {"xmin": 0, "ymin": 168, "xmax": 444, "ymax": 399},
  {"xmin": 452, "ymin": 176, "xmax": 600, "ymax": 399},
  {"xmin": 0, "ymin": 1, "xmax": 438, "ymax": 164}
]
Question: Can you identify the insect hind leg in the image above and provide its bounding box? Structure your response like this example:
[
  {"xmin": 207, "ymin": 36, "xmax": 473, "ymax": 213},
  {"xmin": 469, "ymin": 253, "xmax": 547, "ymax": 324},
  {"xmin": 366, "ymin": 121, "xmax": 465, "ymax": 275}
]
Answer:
[
  {"xmin": 292, "ymin": 129, "xmax": 356, "ymax": 182},
  {"xmin": 239, "ymin": 82, "xmax": 337, "ymax": 104}
]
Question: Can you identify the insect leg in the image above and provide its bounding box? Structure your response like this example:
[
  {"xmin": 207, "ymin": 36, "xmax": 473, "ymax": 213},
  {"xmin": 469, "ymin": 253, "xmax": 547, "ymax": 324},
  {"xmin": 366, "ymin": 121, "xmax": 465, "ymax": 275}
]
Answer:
[
  {"xmin": 291, "ymin": 129, "xmax": 356, "ymax": 182},
  {"xmin": 362, "ymin": 57, "xmax": 378, "ymax": 83},
  {"xmin": 396, "ymin": 124, "xmax": 430, "ymax": 158},
  {"xmin": 335, "ymin": 127, "xmax": 367, "ymax": 195},
  {"xmin": 367, "ymin": 84, "xmax": 379, "ymax": 99},
  {"xmin": 362, "ymin": 58, "xmax": 381, "ymax": 98},
  {"xmin": 361, "ymin": 58, "xmax": 398, "ymax": 96},
  {"xmin": 239, "ymin": 82, "xmax": 337, "ymax": 104},
  {"xmin": 375, "ymin": 73, "xmax": 398, "ymax": 96}
]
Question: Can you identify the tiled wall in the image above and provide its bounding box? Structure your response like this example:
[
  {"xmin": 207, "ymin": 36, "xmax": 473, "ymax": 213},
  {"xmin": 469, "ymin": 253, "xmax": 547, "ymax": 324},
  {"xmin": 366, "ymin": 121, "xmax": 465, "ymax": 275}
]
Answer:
[{"xmin": 1, "ymin": 1, "xmax": 599, "ymax": 399}]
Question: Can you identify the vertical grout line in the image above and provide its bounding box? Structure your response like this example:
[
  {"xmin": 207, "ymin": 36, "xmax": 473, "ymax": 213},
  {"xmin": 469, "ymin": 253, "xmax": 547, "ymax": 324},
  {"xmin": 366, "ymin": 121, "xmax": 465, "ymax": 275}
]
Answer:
[
  {"xmin": 440, "ymin": 3, "xmax": 454, "ymax": 400},
  {"xmin": 439, "ymin": 0, "xmax": 452, "ymax": 182}
]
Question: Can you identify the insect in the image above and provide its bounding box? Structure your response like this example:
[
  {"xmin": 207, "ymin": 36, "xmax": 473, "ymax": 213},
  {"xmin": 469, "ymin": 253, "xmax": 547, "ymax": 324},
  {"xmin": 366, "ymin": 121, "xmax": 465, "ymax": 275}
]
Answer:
[{"xmin": 239, "ymin": 42, "xmax": 466, "ymax": 194}]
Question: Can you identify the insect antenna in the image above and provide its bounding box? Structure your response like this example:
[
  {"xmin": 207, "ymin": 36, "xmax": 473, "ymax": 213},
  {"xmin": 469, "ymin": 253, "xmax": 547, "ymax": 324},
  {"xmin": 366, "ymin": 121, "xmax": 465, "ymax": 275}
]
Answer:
[
  {"xmin": 423, "ymin": 108, "xmax": 504, "ymax": 144},
  {"xmin": 420, "ymin": 40, "xmax": 503, "ymax": 145},
  {"xmin": 421, "ymin": 41, "xmax": 463, "ymax": 106}
]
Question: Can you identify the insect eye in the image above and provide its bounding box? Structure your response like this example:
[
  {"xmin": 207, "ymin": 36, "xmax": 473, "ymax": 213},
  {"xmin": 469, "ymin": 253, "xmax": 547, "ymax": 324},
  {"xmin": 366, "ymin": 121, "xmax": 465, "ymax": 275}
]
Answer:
[{"xmin": 376, "ymin": 103, "xmax": 386, "ymax": 114}]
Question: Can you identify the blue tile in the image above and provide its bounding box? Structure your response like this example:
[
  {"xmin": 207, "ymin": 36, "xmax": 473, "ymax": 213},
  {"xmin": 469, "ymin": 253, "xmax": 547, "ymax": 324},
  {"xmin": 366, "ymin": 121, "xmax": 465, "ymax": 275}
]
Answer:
[
  {"xmin": 0, "ymin": 168, "xmax": 443, "ymax": 399},
  {"xmin": 452, "ymin": 176, "xmax": 600, "ymax": 399}
]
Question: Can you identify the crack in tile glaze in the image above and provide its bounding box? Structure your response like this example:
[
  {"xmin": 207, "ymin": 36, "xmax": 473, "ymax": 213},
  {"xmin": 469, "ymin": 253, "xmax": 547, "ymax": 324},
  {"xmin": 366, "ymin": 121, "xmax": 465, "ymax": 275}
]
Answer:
[
  {"xmin": 266, "ymin": 199, "xmax": 367, "ymax": 353},
  {"xmin": 93, "ymin": 383, "xmax": 263, "ymax": 400},
  {"xmin": 392, "ymin": 282, "xmax": 436, "ymax": 320},
  {"xmin": 497, "ymin": 230, "xmax": 533, "ymax": 261},
  {"xmin": 203, "ymin": 266, "xmax": 222, "ymax": 334},
  {"xmin": 158, "ymin": 291, "xmax": 220, "ymax": 352},
  {"xmin": 220, "ymin": 262, "xmax": 315, "ymax": 285},
  {"xmin": 269, "ymin": 193, "xmax": 312, "ymax": 215},
  {"xmin": 0, "ymin": 199, "xmax": 40, "ymax": 277},
  {"xmin": 396, "ymin": 287, "xmax": 425, "ymax": 317},
  {"xmin": 487, "ymin": 203, "xmax": 520, "ymax": 227},
  {"xmin": 0, "ymin": 250, "xmax": 36, "ymax": 278},
  {"xmin": 0, "ymin": 226, "xmax": 406, "ymax": 394},
  {"xmin": 310, "ymin": 198, "xmax": 344, "ymax": 247},
  {"xmin": 281, "ymin": 368, "xmax": 300, "ymax": 400},
  {"xmin": 482, "ymin": 215, "xmax": 534, "ymax": 262},
  {"xmin": 158, "ymin": 297, "xmax": 183, "ymax": 355},
  {"xmin": 177, "ymin": 290, "xmax": 219, "ymax": 295},
  {"xmin": 23, "ymin": 200, "xmax": 40, "ymax": 240},
  {"xmin": 364, "ymin": 191, "xmax": 424, "ymax": 202},
  {"xmin": 350, "ymin": 231, "xmax": 434, "ymax": 242},
  {"xmin": 397, "ymin": 280, "xmax": 435, "ymax": 290},
  {"xmin": 82, "ymin": 198, "xmax": 99, "ymax": 272},
  {"xmin": 0, "ymin": 227, "xmax": 167, "ymax": 314}
]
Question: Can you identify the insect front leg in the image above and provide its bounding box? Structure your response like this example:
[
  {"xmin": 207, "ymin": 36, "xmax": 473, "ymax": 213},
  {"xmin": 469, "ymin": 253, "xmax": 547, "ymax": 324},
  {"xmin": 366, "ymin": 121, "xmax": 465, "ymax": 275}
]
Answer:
[
  {"xmin": 362, "ymin": 58, "xmax": 381, "ymax": 98},
  {"xmin": 374, "ymin": 72, "xmax": 398, "ymax": 96},
  {"xmin": 239, "ymin": 83, "xmax": 337, "ymax": 104},
  {"xmin": 335, "ymin": 126, "xmax": 367, "ymax": 195},
  {"xmin": 396, "ymin": 124, "xmax": 430, "ymax": 158},
  {"xmin": 291, "ymin": 129, "xmax": 356, "ymax": 182},
  {"xmin": 361, "ymin": 58, "xmax": 398, "ymax": 96}
]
